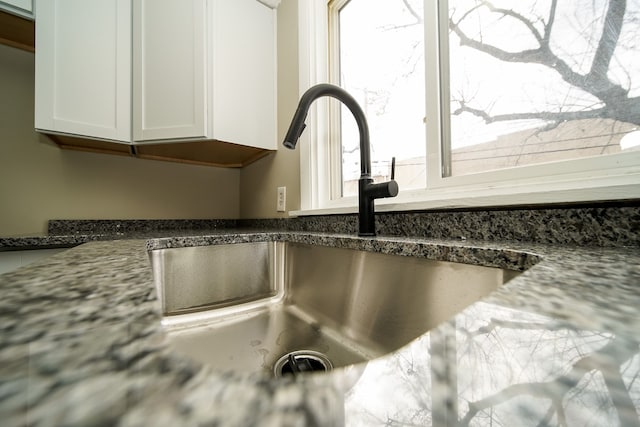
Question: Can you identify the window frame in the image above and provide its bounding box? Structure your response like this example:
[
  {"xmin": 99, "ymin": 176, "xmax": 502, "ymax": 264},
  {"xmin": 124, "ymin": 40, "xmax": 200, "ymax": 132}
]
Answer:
[{"xmin": 291, "ymin": 0, "xmax": 640, "ymax": 216}]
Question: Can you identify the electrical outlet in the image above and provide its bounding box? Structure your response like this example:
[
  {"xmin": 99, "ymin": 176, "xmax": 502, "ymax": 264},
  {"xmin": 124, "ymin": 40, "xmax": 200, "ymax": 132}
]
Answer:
[{"xmin": 277, "ymin": 186, "xmax": 286, "ymax": 212}]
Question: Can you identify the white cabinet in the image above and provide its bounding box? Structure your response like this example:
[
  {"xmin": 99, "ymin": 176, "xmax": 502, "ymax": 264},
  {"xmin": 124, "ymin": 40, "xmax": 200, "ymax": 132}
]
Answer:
[
  {"xmin": 35, "ymin": 0, "xmax": 277, "ymax": 153},
  {"xmin": 35, "ymin": 0, "xmax": 132, "ymax": 142},
  {"xmin": 0, "ymin": 0, "xmax": 34, "ymax": 19},
  {"xmin": 133, "ymin": 0, "xmax": 276, "ymax": 149},
  {"xmin": 133, "ymin": 0, "xmax": 207, "ymax": 141},
  {"xmin": 208, "ymin": 0, "xmax": 276, "ymax": 150}
]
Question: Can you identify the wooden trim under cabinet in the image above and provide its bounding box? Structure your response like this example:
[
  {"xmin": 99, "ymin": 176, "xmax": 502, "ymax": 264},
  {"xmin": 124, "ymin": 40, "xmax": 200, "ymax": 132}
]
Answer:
[
  {"xmin": 135, "ymin": 140, "xmax": 273, "ymax": 168},
  {"xmin": 0, "ymin": 10, "xmax": 34, "ymax": 52},
  {"xmin": 45, "ymin": 133, "xmax": 274, "ymax": 168}
]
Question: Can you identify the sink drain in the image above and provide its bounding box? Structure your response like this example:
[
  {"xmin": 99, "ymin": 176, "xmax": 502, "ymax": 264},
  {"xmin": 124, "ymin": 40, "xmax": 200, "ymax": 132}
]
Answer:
[{"xmin": 273, "ymin": 350, "xmax": 333, "ymax": 377}]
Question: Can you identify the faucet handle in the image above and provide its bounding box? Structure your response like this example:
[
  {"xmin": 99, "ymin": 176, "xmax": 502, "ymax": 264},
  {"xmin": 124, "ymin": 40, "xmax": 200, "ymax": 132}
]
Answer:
[
  {"xmin": 390, "ymin": 157, "xmax": 396, "ymax": 180},
  {"xmin": 364, "ymin": 180, "xmax": 399, "ymax": 199}
]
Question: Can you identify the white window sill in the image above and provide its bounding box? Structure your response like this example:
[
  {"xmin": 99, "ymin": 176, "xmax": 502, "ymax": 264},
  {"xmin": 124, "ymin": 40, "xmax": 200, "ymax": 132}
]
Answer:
[{"xmin": 289, "ymin": 176, "xmax": 640, "ymax": 217}]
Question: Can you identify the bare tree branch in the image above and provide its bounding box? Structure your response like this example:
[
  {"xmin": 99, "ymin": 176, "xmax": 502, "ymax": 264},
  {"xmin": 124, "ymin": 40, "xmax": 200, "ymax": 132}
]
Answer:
[
  {"xmin": 382, "ymin": 0, "xmax": 422, "ymax": 31},
  {"xmin": 482, "ymin": 1, "xmax": 544, "ymax": 44},
  {"xmin": 459, "ymin": 336, "xmax": 640, "ymax": 427},
  {"xmin": 449, "ymin": 0, "xmax": 640, "ymax": 127},
  {"xmin": 542, "ymin": 0, "xmax": 558, "ymax": 45},
  {"xmin": 587, "ymin": 0, "xmax": 627, "ymax": 100},
  {"xmin": 402, "ymin": 0, "xmax": 422, "ymax": 25},
  {"xmin": 453, "ymin": 100, "xmax": 611, "ymax": 124},
  {"xmin": 469, "ymin": 318, "xmax": 566, "ymax": 337}
]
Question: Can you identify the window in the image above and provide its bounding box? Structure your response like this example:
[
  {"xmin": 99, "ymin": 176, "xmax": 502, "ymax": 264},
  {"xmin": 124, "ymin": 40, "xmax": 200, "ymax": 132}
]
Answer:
[
  {"xmin": 445, "ymin": 0, "xmax": 640, "ymax": 177},
  {"xmin": 294, "ymin": 1, "xmax": 640, "ymax": 214},
  {"xmin": 331, "ymin": 0, "xmax": 427, "ymax": 197}
]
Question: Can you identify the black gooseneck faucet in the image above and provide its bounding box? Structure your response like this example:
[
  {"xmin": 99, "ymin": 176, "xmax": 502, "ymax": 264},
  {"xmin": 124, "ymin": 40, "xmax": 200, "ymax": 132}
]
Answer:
[{"xmin": 283, "ymin": 83, "xmax": 399, "ymax": 236}]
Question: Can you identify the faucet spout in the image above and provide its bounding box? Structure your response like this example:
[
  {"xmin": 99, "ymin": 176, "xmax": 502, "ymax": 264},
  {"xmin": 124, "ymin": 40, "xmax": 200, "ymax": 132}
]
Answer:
[
  {"xmin": 283, "ymin": 84, "xmax": 372, "ymax": 176},
  {"xmin": 283, "ymin": 83, "xmax": 398, "ymax": 236}
]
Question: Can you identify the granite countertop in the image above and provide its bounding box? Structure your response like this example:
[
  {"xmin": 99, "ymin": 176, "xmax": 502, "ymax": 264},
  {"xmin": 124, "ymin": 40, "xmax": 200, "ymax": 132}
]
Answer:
[
  {"xmin": 1, "ymin": 230, "xmax": 639, "ymax": 426},
  {"xmin": 0, "ymin": 220, "xmax": 241, "ymax": 251}
]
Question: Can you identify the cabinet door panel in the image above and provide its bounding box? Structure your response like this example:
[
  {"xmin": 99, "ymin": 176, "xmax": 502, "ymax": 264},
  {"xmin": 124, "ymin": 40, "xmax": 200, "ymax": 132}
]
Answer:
[
  {"xmin": 210, "ymin": 0, "xmax": 276, "ymax": 150},
  {"xmin": 133, "ymin": 0, "xmax": 207, "ymax": 142},
  {"xmin": 35, "ymin": 0, "xmax": 131, "ymax": 141}
]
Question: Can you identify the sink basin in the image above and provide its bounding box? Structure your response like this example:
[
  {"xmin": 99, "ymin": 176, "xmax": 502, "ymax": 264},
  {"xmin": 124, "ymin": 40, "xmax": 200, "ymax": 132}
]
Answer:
[{"xmin": 149, "ymin": 242, "xmax": 521, "ymax": 375}]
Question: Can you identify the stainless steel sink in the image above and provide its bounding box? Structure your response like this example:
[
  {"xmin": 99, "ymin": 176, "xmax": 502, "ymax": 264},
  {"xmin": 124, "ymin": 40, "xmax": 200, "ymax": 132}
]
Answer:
[{"xmin": 149, "ymin": 242, "xmax": 521, "ymax": 376}]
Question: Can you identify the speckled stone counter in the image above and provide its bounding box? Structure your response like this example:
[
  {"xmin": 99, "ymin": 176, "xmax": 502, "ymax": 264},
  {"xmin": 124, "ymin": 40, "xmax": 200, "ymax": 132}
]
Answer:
[
  {"xmin": 0, "ymin": 220, "xmax": 239, "ymax": 251},
  {"xmin": 3, "ymin": 205, "xmax": 638, "ymax": 250},
  {"xmin": 1, "ymin": 230, "xmax": 639, "ymax": 426}
]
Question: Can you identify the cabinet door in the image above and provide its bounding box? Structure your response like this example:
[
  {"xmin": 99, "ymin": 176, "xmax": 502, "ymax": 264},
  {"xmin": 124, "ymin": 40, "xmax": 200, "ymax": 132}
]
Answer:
[
  {"xmin": 34, "ymin": 0, "xmax": 131, "ymax": 142},
  {"xmin": 210, "ymin": 0, "xmax": 276, "ymax": 150},
  {"xmin": 133, "ymin": 0, "xmax": 207, "ymax": 142}
]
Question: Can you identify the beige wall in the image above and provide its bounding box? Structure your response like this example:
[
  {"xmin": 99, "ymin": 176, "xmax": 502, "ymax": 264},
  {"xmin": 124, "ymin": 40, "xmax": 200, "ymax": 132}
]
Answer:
[
  {"xmin": 240, "ymin": 0, "xmax": 300, "ymax": 218},
  {"xmin": 0, "ymin": 44, "xmax": 240, "ymax": 235}
]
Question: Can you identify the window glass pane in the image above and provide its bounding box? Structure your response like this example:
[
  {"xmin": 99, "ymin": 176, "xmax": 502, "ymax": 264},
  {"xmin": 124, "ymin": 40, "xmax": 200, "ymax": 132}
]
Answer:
[
  {"xmin": 447, "ymin": 0, "xmax": 640, "ymax": 177},
  {"xmin": 338, "ymin": 0, "xmax": 426, "ymax": 197}
]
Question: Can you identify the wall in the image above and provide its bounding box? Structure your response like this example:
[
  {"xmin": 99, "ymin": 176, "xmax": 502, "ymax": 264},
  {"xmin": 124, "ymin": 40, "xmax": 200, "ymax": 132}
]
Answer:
[
  {"xmin": 240, "ymin": 0, "xmax": 300, "ymax": 218},
  {"xmin": 0, "ymin": 44, "xmax": 240, "ymax": 235}
]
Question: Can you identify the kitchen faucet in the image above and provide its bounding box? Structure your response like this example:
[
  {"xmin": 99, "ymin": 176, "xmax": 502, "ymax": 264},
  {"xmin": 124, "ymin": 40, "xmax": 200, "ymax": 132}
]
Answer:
[{"xmin": 283, "ymin": 83, "xmax": 398, "ymax": 236}]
